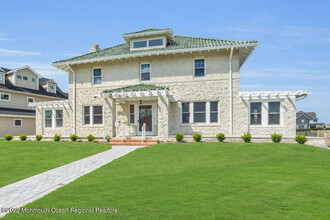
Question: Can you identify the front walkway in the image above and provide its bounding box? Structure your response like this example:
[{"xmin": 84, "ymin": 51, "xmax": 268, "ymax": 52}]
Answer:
[{"xmin": 0, "ymin": 146, "xmax": 144, "ymax": 217}]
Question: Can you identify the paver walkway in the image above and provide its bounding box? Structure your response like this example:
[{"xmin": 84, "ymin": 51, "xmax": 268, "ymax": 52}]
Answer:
[{"xmin": 0, "ymin": 146, "xmax": 144, "ymax": 217}]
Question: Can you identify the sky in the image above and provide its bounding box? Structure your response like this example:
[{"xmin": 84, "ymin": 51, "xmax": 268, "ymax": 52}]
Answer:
[{"xmin": 1, "ymin": 0, "xmax": 329, "ymax": 123}]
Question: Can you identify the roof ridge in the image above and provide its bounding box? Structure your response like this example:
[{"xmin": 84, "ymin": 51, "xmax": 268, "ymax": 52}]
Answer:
[{"xmin": 174, "ymin": 35, "xmax": 257, "ymax": 43}]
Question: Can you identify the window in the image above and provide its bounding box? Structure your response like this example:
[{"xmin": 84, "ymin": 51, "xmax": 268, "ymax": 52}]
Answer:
[
  {"xmin": 149, "ymin": 39, "xmax": 163, "ymax": 47},
  {"xmin": 140, "ymin": 64, "xmax": 151, "ymax": 81},
  {"xmin": 194, "ymin": 102, "xmax": 206, "ymax": 123},
  {"xmin": 129, "ymin": 104, "xmax": 135, "ymax": 124},
  {"xmin": 93, "ymin": 68, "xmax": 102, "ymax": 85},
  {"xmin": 250, "ymin": 103, "xmax": 262, "ymax": 125},
  {"xmin": 268, "ymin": 102, "xmax": 280, "ymax": 125},
  {"xmin": 0, "ymin": 73, "xmax": 2, "ymax": 81},
  {"xmin": 13, "ymin": 119, "xmax": 22, "ymax": 127},
  {"xmin": 45, "ymin": 110, "xmax": 52, "ymax": 128},
  {"xmin": 56, "ymin": 110, "xmax": 63, "ymax": 127},
  {"xmin": 84, "ymin": 106, "xmax": 103, "ymax": 125},
  {"xmin": 49, "ymin": 85, "xmax": 54, "ymax": 90},
  {"xmin": 0, "ymin": 93, "xmax": 10, "ymax": 101},
  {"xmin": 301, "ymin": 119, "xmax": 305, "ymax": 123},
  {"xmin": 23, "ymin": 76, "xmax": 28, "ymax": 81},
  {"xmin": 210, "ymin": 101, "xmax": 218, "ymax": 123},
  {"xmin": 132, "ymin": 38, "xmax": 164, "ymax": 49},
  {"xmin": 194, "ymin": 59, "xmax": 205, "ymax": 77},
  {"xmin": 27, "ymin": 97, "xmax": 35, "ymax": 103},
  {"xmin": 182, "ymin": 102, "xmax": 190, "ymax": 124},
  {"xmin": 32, "ymin": 78, "xmax": 36, "ymax": 82},
  {"xmin": 17, "ymin": 75, "xmax": 22, "ymax": 80}
]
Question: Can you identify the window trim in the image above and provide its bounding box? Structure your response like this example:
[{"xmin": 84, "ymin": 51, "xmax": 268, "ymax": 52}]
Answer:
[
  {"xmin": 193, "ymin": 58, "xmax": 206, "ymax": 78},
  {"xmin": 43, "ymin": 109, "xmax": 64, "ymax": 129},
  {"xmin": 83, "ymin": 105, "xmax": 104, "ymax": 126},
  {"xmin": 130, "ymin": 36, "xmax": 166, "ymax": 50},
  {"xmin": 13, "ymin": 119, "xmax": 22, "ymax": 127},
  {"xmin": 55, "ymin": 109, "xmax": 63, "ymax": 128},
  {"xmin": 181, "ymin": 101, "xmax": 219, "ymax": 125},
  {"xmin": 0, "ymin": 73, "xmax": 2, "ymax": 81},
  {"xmin": 210, "ymin": 101, "xmax": 219, "ymax": 123},
  {"xmin": 268, "ymin": 101, "xmax": 281, "ymax": 125},
  {"xmin": 181, "ymin": 102, "xmax": 190, "ymax": 124},
  {"xmin": 27, "ymin": 97, "xmax": 35, "ymax": 103},
  {"xmin": 0, "ymin": 93, "xmax": 11, "ymax": 101},
  {"xmin": 140, "ymin": 62, "xmax": 151, "ymax": 82},
  {"xmin": 249, "ymin": 100, "xmax": 283, "ymax": 127},
  {"xmin": 92, "ymin": 67, "xmax": 102, "ymax": 86},
  {"xmin": 250, "ymin": 102, "xmax": 262, "ymax": 125}
]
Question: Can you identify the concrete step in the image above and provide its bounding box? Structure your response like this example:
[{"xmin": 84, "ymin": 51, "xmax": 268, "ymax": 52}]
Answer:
[{"xmin": 110, "ymin": 139, "xmax": 158, "ymax": 143}]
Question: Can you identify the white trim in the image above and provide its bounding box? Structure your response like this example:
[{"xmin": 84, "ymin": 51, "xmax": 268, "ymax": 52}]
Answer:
[
  {"xmin": 0, "ymin": 114, "xmax": 34, "ymax": 118},
  {"xmin": 6, "ymin": 65, "xmax": 42, "ymax": 78},
  {"xmin": 28, "ymin": 100, "xmax": 69, "ymax": 108},
  {"xmin": 229, "ymin": 47, "xmax": 234, "ymax": 136},
  {"xmin": 92, "ymin": 67, "xmax": 102, "ymax": 86},
  {"xmin": 0, "ymin": 73, "xmax": 2, "ymax": 81},
  {"xmin": 0, "ymin": 93, "xmax": 11, "ymax": 101},
  {"xmin": 53, "ymin": 43, "xmax": 259, "ymax": 68},
  {"xmin": 0, "ymin": 88, "xmax": 64, "ymax": 100},
  {"xmin": 43, "ymin": 108, "xmax": 64, "ymax": 129},
  {"xmin": 130, "ymin": 36, "xmax": 167, "ymax": 51},
  {"xmin": 240, "ymin": 90, "xmax": 311, "ymax": 100},
  {"xmin": 249, "ymin": 100, "xmax": 283, "ymax": 127},
  {"xmin": 181, "ymin": 101, "xmax": 219, "ymax": 125},
  {"xmin": 27, "ymin": 97, "xmax": 35, "ymax": 103},
  {"xmin": 123, "ymin": 29, "xmax": 173, "ymax": 42},
  {"xmin": 13, "ymin": 119, "xmax": 22, "ymax": 127},
  {"xmin": 140, "ymin": 62, "xmax": 151, "ymax": 82},
  {"xmin": 83, "ymin": 105, "xmax": 104, "ymax": 126},
  {"xmin": 193, "ymin": 57, "xmax": 206, "ymax": 78}
]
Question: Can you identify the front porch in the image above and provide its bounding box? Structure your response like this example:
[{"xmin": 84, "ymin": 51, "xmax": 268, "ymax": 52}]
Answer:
[{"xmin": 101, "ymin": 83, "xmax": 180, "ymax": 142}]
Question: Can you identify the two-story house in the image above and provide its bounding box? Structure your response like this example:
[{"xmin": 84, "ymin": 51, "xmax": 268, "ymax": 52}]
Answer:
[
  {"xmin": 30, "ymin": 28, "xmax": 310, "ymax": 142},
  {"xmin": 296, "ymin": 111, "xmax": 325, "ymax": 129},
  {"xmin": 0, "ymin": 66, "xmax": 68, "ymax": 137}
]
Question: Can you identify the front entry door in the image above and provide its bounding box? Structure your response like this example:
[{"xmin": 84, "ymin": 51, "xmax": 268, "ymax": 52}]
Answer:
[{"xmin": 139, "ymin": 105, "xmax": 152, "ymax": 133}]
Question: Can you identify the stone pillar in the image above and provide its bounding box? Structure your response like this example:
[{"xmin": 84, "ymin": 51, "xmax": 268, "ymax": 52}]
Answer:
[
  {"xmin": 157, "ymin": 94, "xmax": 170, "ymax": 142},
  {"xmin": 105, "ymin": 97, "xmax": 117, "ymax": 137},
  {"xmin": 36, "ymin": 107, "xmax": 43, "ymax": 135}
]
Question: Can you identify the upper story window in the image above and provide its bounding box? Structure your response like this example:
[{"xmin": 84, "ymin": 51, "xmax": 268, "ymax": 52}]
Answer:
[
  {"xmin": 194, "ymin": 59, "xmax": 205, "ymax": 77},
  {"xmin": 23, "ymin": 76, "xmax": 28, "ymax": 81},
  {"xmin": 250, "ymin": 102, "xmax": 262, "ymax": 125},
  {"xmin": 49, "ymin": 85, "xmax": 54, "ymax": 90},
  {"xmin": 140, "ymin": 64, "xmax": 151, "ymax": 81},
  {"xmin": 17, "ymin": 75, "xmax": 22, "ymax": 80},
  {"xmin": 93, "ymin": 68, "xmax": 102, "ymax": 85},
  {"xmin": 132, "ymin": 38, "xmax": 164, "ymax": 49},
  {"xmin": 32, "ymin": 78, "xmax": 36, "ymax": 82},
  {"xmin": 0, "ymin": 93, "xmax": 10, "ymax": 101},
  {"xmin": 0, "ymin": 73, "xmax": 2, "ymax": 81}
]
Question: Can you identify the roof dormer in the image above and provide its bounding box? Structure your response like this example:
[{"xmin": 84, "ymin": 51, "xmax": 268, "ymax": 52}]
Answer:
[{"xmin": 122, "ymin": 28, "xmax": 174, "ymax": 51}]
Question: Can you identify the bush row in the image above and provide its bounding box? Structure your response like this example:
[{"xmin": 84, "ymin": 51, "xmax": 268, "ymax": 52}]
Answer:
[
  {"xmin": 175, "ymin": 132, "xmax": 308, "ymax": 144},
  {"xmin": 4, "ymin": 134, "xmax": 96, "ymax": 142}
]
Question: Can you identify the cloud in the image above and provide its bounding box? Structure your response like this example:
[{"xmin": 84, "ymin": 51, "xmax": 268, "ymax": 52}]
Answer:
[
  {"xmin": 2, "ymin": 61, "xmax": 66, "ymax": 76},
  {"xmin": 0, "ymin": 48, "xmax": 41, "ymax": 56}
]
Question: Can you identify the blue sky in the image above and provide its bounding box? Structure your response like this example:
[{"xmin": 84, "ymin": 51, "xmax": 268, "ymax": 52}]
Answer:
[{"xmin": 1, "ymin": 0, "xmax": 329, "ymax": 122}]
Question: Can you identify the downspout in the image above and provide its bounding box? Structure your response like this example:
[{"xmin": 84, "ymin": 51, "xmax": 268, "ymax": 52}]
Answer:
[
  {"xmin": 229, "ymin": 47, "xmax": 234, "ymax": 136},
  {"xmin": 67, "ymin": 64, "xmax": 76, "ymax": 135}
]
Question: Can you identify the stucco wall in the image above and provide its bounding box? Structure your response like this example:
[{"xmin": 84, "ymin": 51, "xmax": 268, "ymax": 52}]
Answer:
[{"xmin": 0, "ymin": 117, "xmax": 35, "ymax": 137}]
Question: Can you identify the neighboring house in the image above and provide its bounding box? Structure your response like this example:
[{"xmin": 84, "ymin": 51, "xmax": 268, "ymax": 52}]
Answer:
[
  {"xmin": 296, "ymin": 111, "xmax": 325, "ymax": 129},
  {"xmin": 31, "ymin": 28, "xmax": 309, "ymax": 141},
  {"xmin": 326, "ymin": 123, "xmax": 330, "ymax": 129},
  {"xmin": 0, "ymin": 66, "xmax": 67, "ymax": 137}
]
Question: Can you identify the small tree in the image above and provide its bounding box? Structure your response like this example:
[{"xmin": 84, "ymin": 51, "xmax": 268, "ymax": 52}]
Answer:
[
  {"xmin": 70, "ymin": 134, "xmax": 78, "ymax": 142},
  {"xmin": 5, "ymin": 134, "xmax": 13, "ymax": 141},
  {"xmin": 295, "ymin": 135, "xmax": 307, "ymax": 144},
  {"xmin": 271, "ymin": 133, "xmax": 282, "ymax": 143},
  {"xmin": 241, "ymin": 132, "xmax": 252, "ymax": 143},
  {"xmin": 87, "ymin": 134, "xmax": 95, "ymax": 142},
  {"xmin": 193, "ymin": 133, "xmax": 202, "ymax": 142},
  {"xmin": 176, "ymin": 133, "xmax": 184, "ymax": 142},
  {"xmin": 19, "ymin": 134, "xmax": 27, "ymax": 141},
  {"xmin": 53, "ymin": 134, "xmax": 61, "ymax": 142},
  {"xmin": 36, "ymin": 135, "xmax": 43, "ymax": 141},
  {"xmin": 216, "ymin": 133, "xmax": 226, "ymax": 142}
]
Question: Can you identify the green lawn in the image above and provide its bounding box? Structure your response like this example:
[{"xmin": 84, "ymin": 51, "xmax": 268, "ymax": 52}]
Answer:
[
  {"xmin": 7, "ymin": 143, "xmax": 330, "ymax": 219},
  {"xmin": 0, "ymin": 141, "xmax": 111, "ymax": 187}
]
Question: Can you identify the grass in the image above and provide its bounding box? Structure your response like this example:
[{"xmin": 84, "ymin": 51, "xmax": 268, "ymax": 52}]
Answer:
[
  {"xmin": 7, "ymin": 143, "xmax": 330, "ymax": 219},
  {"xmin": 0, "ymin": 141, "xmax": 111, "ymax": 187}
]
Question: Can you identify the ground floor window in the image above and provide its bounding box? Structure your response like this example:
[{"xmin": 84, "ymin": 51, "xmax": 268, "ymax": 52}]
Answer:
[
  {"xmin": 250, "ymin": 101, "xmax": 281, "ymax": 126},
  {"xmin": 84, "ymin": 106, "xmax": 103, "ymax": 125},
  {"xmin": 44, "ymin": 109, "xmax": 64, "ymax": 128},
  {"xmin": 182, "ymin": 101, "xmax": 218, "ymax": 124},
  {"xmin": 13, "ymin": 119, "xmax": 22, "ymax": 127},
  {"xmin": 129, "ymin": 104, "xmax": 135, "ymax": 124}
]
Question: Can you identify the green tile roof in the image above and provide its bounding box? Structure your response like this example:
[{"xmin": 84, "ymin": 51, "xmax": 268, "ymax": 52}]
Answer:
[
  {"xmin": 54, "ymin": 35, "xmax": 257, "ymax": 64},
  {"xmin": 103, "ymin": 83, "xmax": 168, "ymax": 93},
  {"xmin": 123, "ymin": 28, "xmax": 171, "ymax": 36}
]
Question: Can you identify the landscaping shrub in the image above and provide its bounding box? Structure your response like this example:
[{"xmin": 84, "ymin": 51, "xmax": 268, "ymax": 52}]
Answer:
[
  {"xmin": 216, "ymin": 133, "xmax": 226, "ymax": 142},
  {"xmin": 35, "ymin": 135, "xmax": 43, "ymax": 141},
  {"xmin": 70, "ymin": 134, "xmax": 78, "ymax": 142},
  {"xmin": 176, "ymin": 133, "xmax": 184, "ymax": 142},
  {"xmin": 241, "ymin": 132, "xmax": 251, "ymax": 143},
  {"xmin": 19, "ymin": 134, "xmax": 27, "ymax": 141},
  {"xmin": 295, "ymin": 135, "xmax": 307, "ymax": 144},
  {"xmin": 87, "ymin": 134, "xmax": 95, "ymax": 142},
  {"xmin": 271, "ymin": 133, "xmax": 282, "ymax": 143},
  {"xmin": 53, "ymin": 134, "xmax": 61, "ymax": 142},
  {"xmin": 193, "ymin": 133, "xmax": 202, "ymax": 142},
  {"xmin": 4, "ymin": 134, "xmax": 13, "ymax": 141}
]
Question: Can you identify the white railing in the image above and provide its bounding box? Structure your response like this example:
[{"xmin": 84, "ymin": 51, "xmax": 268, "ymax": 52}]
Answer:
[
  {"xmin": 121, "ymin": 123, "xmax": 126, "ymax": 142},
  {"xmin": 141, "ymin": 123, "xmax": 146, "ymax": 143}
]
